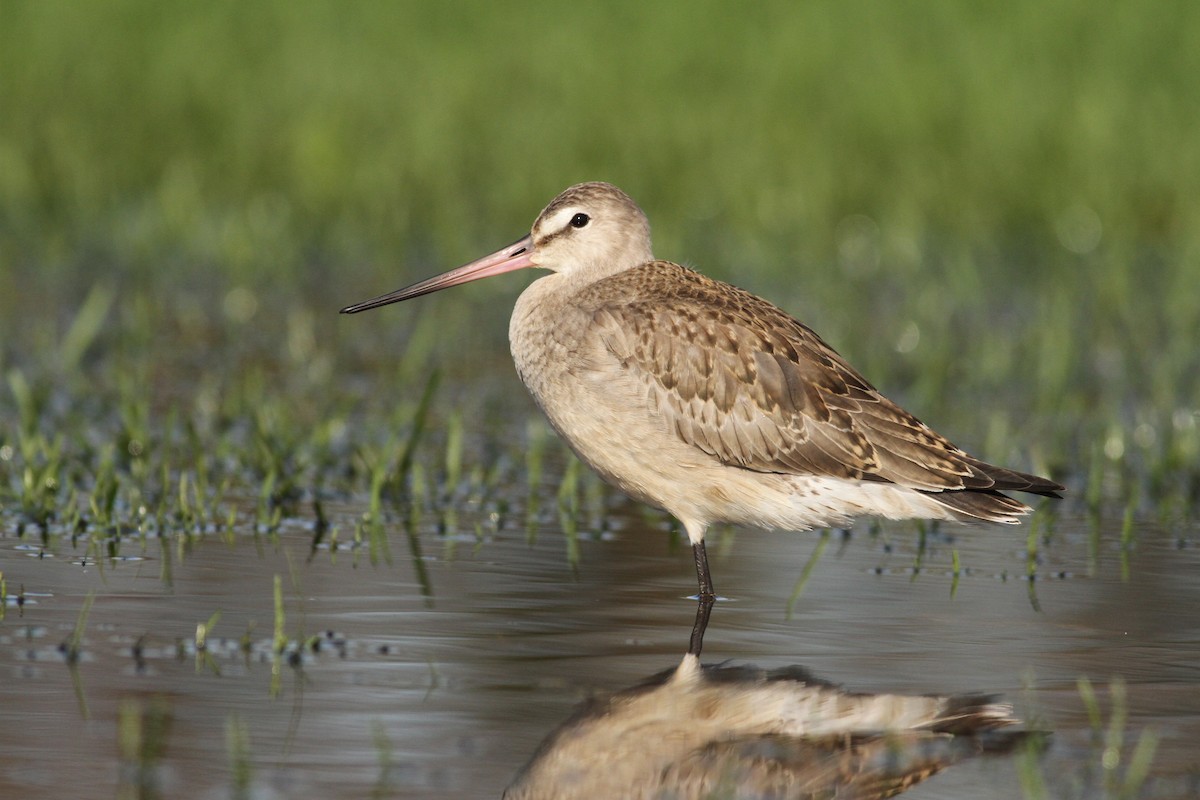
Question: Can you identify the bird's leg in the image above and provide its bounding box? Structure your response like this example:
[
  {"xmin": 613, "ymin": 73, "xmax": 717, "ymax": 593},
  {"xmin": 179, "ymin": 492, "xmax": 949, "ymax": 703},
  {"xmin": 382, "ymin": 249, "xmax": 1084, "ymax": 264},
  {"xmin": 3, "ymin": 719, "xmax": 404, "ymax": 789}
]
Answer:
[
  {"xmin": 693, "ymin": 540, "xmax": 716, "ymax": 599},
  {"xmin": 688, "ymin": 540, "xmax": 716, "ymax": 656}
]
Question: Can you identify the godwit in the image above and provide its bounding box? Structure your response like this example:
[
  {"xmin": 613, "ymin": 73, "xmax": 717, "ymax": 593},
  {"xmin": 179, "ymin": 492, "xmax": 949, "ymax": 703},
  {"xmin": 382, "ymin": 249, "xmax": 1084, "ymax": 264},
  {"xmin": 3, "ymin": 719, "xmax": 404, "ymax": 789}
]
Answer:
[{"xmin": 342, "ymin": 182, "xmax": 1062, "ymax": 653}]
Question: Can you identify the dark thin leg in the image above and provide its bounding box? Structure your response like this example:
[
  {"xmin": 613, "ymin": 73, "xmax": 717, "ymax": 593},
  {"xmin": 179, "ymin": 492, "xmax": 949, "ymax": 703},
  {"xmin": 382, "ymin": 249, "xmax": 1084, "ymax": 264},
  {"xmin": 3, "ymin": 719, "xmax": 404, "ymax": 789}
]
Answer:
[
  {"xmin": 693, "ymin": 541, "xmax": 715, "ymax": 599},
  {"xmin": 688, "ymin": 541, "xmax": 717, "ymax": 656}
]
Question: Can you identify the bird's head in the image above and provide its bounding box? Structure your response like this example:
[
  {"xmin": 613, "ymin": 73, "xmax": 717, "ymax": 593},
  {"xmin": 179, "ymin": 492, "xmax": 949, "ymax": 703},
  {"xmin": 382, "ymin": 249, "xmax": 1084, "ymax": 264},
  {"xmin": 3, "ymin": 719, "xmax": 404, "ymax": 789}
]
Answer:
[{"xmin": 340, "ymin": 182, "xmax": 652, "ymax": 314}]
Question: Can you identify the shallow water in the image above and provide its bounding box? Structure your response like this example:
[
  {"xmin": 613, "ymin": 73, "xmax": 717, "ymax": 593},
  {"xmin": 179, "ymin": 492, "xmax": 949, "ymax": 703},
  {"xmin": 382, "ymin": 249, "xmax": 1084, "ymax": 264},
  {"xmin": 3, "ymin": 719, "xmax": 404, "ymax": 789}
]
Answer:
[{"xmin": 1, "ymin": 494, "xmax": 1197, "ymax": 799}]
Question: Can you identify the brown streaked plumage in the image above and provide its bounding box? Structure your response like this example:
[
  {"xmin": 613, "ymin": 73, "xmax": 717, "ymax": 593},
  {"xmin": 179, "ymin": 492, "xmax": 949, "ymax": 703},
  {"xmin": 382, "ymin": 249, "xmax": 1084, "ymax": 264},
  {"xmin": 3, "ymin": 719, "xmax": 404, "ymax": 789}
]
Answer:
[{"xmin": 342, "ymin": 182, "xmax": 1063, "ymax": 654}]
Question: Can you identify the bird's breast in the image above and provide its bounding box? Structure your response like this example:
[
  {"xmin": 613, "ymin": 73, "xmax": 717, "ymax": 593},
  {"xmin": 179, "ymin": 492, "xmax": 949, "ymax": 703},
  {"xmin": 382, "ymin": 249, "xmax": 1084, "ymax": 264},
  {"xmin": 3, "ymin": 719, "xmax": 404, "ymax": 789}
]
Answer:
[
  {"xmin": 508, "ymin": 278, "xmax": 675, "ymax": 504},
  {"xmin": 509, "ymin": 277, "xmax": 613, "ymax": 426}
]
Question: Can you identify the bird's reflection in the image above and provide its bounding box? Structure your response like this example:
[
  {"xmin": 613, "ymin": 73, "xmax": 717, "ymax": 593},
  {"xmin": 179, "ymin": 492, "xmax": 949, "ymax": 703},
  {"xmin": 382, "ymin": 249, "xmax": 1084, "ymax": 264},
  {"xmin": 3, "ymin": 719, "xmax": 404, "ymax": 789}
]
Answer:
[{"xmin": 505, "ymin": 653, "xmax": 1030, "ymax": 799}]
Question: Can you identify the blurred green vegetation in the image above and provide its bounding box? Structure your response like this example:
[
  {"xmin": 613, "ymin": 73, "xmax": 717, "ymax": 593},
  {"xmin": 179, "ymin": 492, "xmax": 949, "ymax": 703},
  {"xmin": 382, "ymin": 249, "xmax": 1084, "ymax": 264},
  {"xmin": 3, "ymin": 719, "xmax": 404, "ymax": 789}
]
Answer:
[
  {"xmin": 3, "ymin": 2, "xmax": 1198, "ymax": 270},
  {"xmin": 1, "ymin": 0, "xmax": 1199, "ymax": 528}
]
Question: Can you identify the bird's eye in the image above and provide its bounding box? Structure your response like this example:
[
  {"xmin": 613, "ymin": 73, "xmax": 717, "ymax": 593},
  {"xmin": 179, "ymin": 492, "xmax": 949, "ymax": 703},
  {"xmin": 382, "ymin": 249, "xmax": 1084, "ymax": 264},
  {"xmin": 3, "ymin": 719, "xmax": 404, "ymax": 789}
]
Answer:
[{"xmin": 569, "ymin": 213, "xmax": 590, "ymax": 229}]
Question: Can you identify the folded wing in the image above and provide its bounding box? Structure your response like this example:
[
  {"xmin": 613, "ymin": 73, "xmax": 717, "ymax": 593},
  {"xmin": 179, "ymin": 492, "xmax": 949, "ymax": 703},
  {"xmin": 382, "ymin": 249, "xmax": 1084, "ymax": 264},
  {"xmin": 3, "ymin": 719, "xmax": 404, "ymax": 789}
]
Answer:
[{"xmin": 585, "ymin": 262, "xmax": 1062, "ymax": 503}]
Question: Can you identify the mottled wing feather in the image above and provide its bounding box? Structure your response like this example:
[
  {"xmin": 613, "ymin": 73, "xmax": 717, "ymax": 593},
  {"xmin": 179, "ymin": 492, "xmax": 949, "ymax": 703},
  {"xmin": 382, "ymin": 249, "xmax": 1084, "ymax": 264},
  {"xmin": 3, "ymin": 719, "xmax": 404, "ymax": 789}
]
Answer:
[{"xmin": 586, "ymin": 261, "xmax": 1059, "ymax": 497}]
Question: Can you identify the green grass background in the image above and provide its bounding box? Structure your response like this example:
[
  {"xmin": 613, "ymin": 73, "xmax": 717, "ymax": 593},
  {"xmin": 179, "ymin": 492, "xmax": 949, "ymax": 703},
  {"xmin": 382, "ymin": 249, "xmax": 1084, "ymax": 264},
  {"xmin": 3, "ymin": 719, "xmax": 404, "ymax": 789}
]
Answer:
[{"xmin": 1, "ymin": 0, "xmax": 1199, "ymax": 522}]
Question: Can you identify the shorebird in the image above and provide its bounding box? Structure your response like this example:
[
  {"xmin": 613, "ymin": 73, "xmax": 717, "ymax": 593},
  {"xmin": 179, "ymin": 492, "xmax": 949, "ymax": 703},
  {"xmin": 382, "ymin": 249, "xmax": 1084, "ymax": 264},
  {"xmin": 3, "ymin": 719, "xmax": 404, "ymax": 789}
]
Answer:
[{"xmin": 342, "ymin": 182, "xmax": 1063, "ymax": 653}]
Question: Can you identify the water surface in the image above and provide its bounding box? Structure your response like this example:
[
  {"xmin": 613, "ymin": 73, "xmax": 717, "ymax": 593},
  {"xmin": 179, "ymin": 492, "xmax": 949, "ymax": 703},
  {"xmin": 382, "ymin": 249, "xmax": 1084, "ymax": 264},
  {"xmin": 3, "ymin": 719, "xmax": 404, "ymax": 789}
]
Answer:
[{"xmin": 1, "ymin": 497, "xmax": 1197, "ymax": 798}]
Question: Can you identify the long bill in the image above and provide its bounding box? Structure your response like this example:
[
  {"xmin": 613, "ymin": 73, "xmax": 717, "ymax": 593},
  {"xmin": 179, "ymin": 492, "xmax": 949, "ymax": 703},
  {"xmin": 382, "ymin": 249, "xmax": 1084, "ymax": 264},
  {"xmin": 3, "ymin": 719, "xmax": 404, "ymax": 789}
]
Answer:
[{"xmin": 340, "ymin": 234, "xmax": 536, "ymax": 314}]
